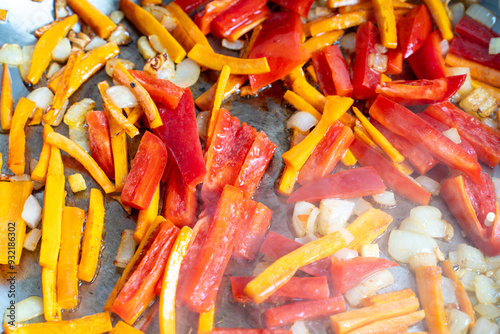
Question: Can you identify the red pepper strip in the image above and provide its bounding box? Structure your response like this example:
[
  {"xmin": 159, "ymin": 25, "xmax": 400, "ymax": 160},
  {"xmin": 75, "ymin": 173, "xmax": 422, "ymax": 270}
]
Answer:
[
  {"xmin": 352, "ymin": 22, "xmax": 381, "ymax": 100},
  {"xmin": 455, "ymin": 15, "xmax": 500, "ymax": 48},
  {"xmin": 324, "ymin": 45, "xmax": 353, "ymax": 97},
  {"xmin": 371, "ymin": 119, "xmax": 438, "ymax": 175},
  {"xmin": 154, "ymin": 89, "xmax": 206, "ymax": 190},
  {"xmin": 233, "ymin": 202, "xmax": 272, "ymax": 261},
  {"xmin": 174, "ymin": 0, "xmax": 211, "ymax": 14},
  {"xmin": 209, "ymin": 330, "xmax": 291, "ymax": 334},
  {"xmin": 111, "ymin": 220, "xmax": 179, "ymax": 324},
  {"xmin": 121, "ymin": 131, "xmax": 168, "ymax": 210},
  {"xmin": 385, "ymin": 47, "xmax": 403, "ymax": 75},
  {"xmin": 163, "ymin": 164, "xmax": 197, "ymax": 228},
  {"xmin": 369, "ymin": 95, "xmax": 482, "ymax": 184},
  {"xmin": 86, "ymin": 111, "xmax": 114, "ymax": 180},
  {"xmin": 230, "ymin": 276, "xmax": 330, "ymax": 303},
  {"xmin": 259, "ymin": 231, "xmax": 330, "ymax": 277},
  {"xmin": 180, "ymin": 185, "xmax": 253, "ymax": 313},
  {"xmin": 224, "ymin": 6, "xmax": 270, "ymax": 43},
  {"xmin": 269, "ymin": 0, "xmax": 314, "ymax": 17},
  {"xmin": 375, "ymin": 75, "xmax": 466, "ymax": 106},
  {"xmin": 330, "ymin": 257, "xmax": 398, "ymax": 295},
  {"xmin": 263, "ymin": 296, "xmax": 346, "ymax": 328},
  {"xmin": 129, "ymin": 70, "xmax": 184, "ymax": 109},
  {"xmin": 195, "ymin": 0, "xmax": 238, "ymax": 35},
  {"xmin": 350, "ymin": 139, "xmax": 431, "ymax": 205},
  {"xmin": 312, "ymin": 48, "xmax": 336, "ymax": 96},
  {"xmin": 397, "ymin": 4, "xmax": 432, "ymax": 59},
  {"xmin": 451, "ymin": 36, "xmax": 500, "ymax": 72},
  {"xmin": 288, "ymin": 166, "xmax": 386, "ymax": 203},
  {"xmin": 298, "ymin": 122, "xmax": 354, "ymax": 186},
  {"xmin": 233, "ymin": 131, "xmax": 277, "ymax": 197},
  {"xmin": 407, "ymin": 30, "xmax": 448, "ymax": 79},
  {"xmin": 249, "ymin": 12, "xmax": 310, "ymax": 92},
  {"xmin": 441, "ymin": 173, "xmax": 500, "ymax": 256}
]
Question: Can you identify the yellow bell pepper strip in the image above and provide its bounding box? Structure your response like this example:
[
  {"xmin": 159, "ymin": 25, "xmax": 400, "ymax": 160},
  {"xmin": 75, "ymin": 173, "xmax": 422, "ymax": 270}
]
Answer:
[
  {"xmin": 287, "ymin": 66, "xmax": 306, "ymax": 83},
  {"xmin": 282, "ymin": 95, "xmax": 354, "ymax": 171},
  {"xmin": 4, "ymin": 312, "xmax": 113, "ymax": 334},
  {"xmin": 283, "ymin": 90, "xmax": 321, "ymax": 121},
  {"xmin": 28, "ymin": 108, "xmax": 43, "ymax": 126},
  {"xmin": 47, "ymin": 145, "xmax": 64, "ymax": 176},
  {"xmin": 445, "ymin": 53, "xmax": 500, "ymax": 88},
  {"xmin": 31, "ymin": 124, "xmax": 54, "ymax": 183},
  {"xmin": 195, "ymin": 75, "xmax": 247, "ymax": 111},
  {"xmin": 310, "ymin": 10, "xmax": 370, "ymax": 37},
  {"xmin": 67, "ymin": 0, "xmax": 117, "ymax": 39},
  {"xmin": 1, "ymin": 63, "xmax": 13, "ymax": 130},
  {"xmin": 126, "ymin": 105, "xmax": 144, "ymax": 127},
  {"xmin": 78, "ymin": 188, "xmax": 105, "ymax": 282},
  {"xmin": 303, "ymin": 30, "xmax": 345, "ymax": 55},
  {"xmin": 119, "ymin": 0, "xmax": 186, "ymax": 63},
  {"xmin": 341, "ymin": 148, "xmax": 357, "ymax": 166},
  {"xmin": 207, "ymin": 65, "xmax": 231, "ymax": 146},
  {"xmin": 108, "ymin": 111, "xmax": 128, "ymax": 192},
  {"xmin": 415, "ymin": 266, "xmax": 449, "ymax": 333},
  {"xmin": 345, "ymin": 208, "xmax": 393, "ymax": 251},
  {"xmin": 42, "ymin": 267, "xmax": 61, "ymax": 321},
  {"xmin": 111, "ymin": 321, "xmax": 144, "ymax": 334},
  {"xmin": 159, "ymin": 226, "xmax": 193, "ymax": 334},
  {"xmin": 112, "ymin": 61, "xmax": 163, "ymax": 129},
  {"xmin": 278, "ymin": 129, "xmax": 306, "ymax": 196},
  {"xmin": 423, "ymin": 0, "xmax": 453, "ymax": 42},
  {"xmin": 0, "ymin": 180, "xmax": 33, "ymax": 265},
  {"xmin": 339, "ymin": 0, "xmax": 415, "ymax": 13},
  {"xmin": 134, "ymin": 184, "xmax": 160, "ymax": 244},
  {"xmin": 8, "ymin": 97, "xmax": 36, "ymax": 175},
  {"xmin": 188, "ymin": 43, "xmax": 270, "ymax": 75},
  {"xmin": 45, "ymin": 132, "xmax": 116, "ymax": 194},
  {"xmin": 372, "ymin": 0, "xmax": 397, "ymax": 49},
  {"xmin": 57, "ymin": 206, "xmax": 85, "ymax": 310},
  {"xmin": 0, "ymin": 9, "xmax": 7, "ymax": 21},
  {"xmin": 27, "ymin": 14, "xmax": 78, "ymax": 85},
  {"xmin": 291, "ymin": 77, "xmax": 325, "ymax": 112},
  {"xmin": 307, "ymin": 65, "xmax": 318, "ymax": 83},
  {"xmin": 198, "ymin": 305, "xmax": 216, "ymax": 333},
  {"xmin": 244, "ymin": 230, "xmax": 347, "ymax": 304}
]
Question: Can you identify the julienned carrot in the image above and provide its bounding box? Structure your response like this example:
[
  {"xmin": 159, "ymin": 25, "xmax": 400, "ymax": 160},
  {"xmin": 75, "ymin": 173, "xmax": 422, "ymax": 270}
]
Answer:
[
  {"xmin": 67, "ymin": 0, "xmax": 117, "ymax": 39},
  {"xmin": 8, "ymin": 97, "xmax": 35, "ymax": 175},
  {"xmin": 194, "ymin": 75, "xmax": 247, "ymax": 111},
  {"xmin": 441, "ymin": 260, "xmax": 474, "ymax": 328},
  {"xmin": 303, "ymin": 30, "xmax": 345, "ymax": 55},
  {"xmin": 445, "ymin": 53, "xmax": 500, "ymax": 88},
  {"xmin": 28, "ymin": 108, "xmax": 43, "ymax": 126},
  {"xmin": 134, "ymin": 184, "xmax": 160, "ymax": 244},
  {"xmin": 41, "ymin": 267, "xmax": 61, "ymax": 322},
  {"xmin": 1, "ymin": 63, "xmax": 13, "ymax": 130},
  {"xmin": 292, "ymin": 77, "xmax": 325, "ymax": 112},
  {"xmin": 198, "ymin": 305, "xmax": 216, "ymax": 333},
  {"xmin": 347, "ymin": 310, "xmax": 425, "ymax": 334},
  {"xmin": 108, "ymin": 112, "xmax": 128, "ymax": 192},
  {"xmin": 206, "ymin": 65, "xmax": 231, "ymax": 147},
  {"xmin": 111, "ymin": 321, "xmax": 144, "ymax": 334},
  {"xmin": 372, "ymin": 0, "xmax": 397, "ymax": 49},
  {"xmin": 423, "ymin": 0, "xmax": 453, "ymax": 41},
  {"xmin": 361, "ymin": 288, "xmax": 416, "ymax": 307},
  {"xmin": 345, "ymin": 208, "xmax": 393, "ymax": 251},
  {"xmin": 45, "ymin": 132, "xmax": 116, "ymax": 194},
  {"xmin": 31, "ymin": 125, "xmax": 54, "ymax": 182},
  {"xmin": 310, "ymin": 10, "xmax": 370, "ymax": 36},
  {"xmin": 283, "ymin": 90, "xmax": 321, "ymax": 121}
]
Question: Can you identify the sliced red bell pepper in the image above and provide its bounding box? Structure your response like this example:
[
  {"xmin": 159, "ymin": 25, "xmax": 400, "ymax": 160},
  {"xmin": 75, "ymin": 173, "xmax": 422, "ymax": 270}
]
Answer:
[
  {"xmin": 352, "ymin": 22, "xmax": 382, "ymax": 100},
  {"xmin": 375, "ymin": 75, "xmax": 466, "ymax": 106},
  {"xmin": 269, "ymin": 0, "xmax": 314, "ymax": 17},
  {"xmin": 111, "ymin": 220, "xmax": 179, "ymax": 324},
  {"xmin": 174, "ymin": 0, "xmax": 211, "ymax": 14},
  {"xmin": 86, "ymin": 110, "xmax": 114, "ymax": 180},
  {"xmin": 369, "ymin": 95, "xmax": 482, "ymax": 184},
  {"xmin": 397, "ymin": 4, "xmax": 432, "ymax": 59},
  {"xmin": 263, "ymin": 296, "xmax": 346, "ymax": 328},
  {"xmin": 288, "ymin": 166, "xmax": 386, "ymax": 203},
  {"xmin": 297, "ymin": 121, "xmax": 354, "ymax": 186},
  {"xmin": 230, "ymin": 276, "xmax": 330, "ymax": 303},
  {"xmin": 195, "ymin": 0, "xmax": 238, "ymax": 35},
  {"xmin": 163, "ymin": 164, "xmax": 197, "ymax": 228},
  {"xmin": 455, "ymin": 15, "xmax": 500, "ymax": 48},
  {"xmin": 312, "ymin": 45, "xmax": 353, "ymax": 97},
  {"xmin": 129, "ymin": 70, "xmax": 184, "ymax": 109},
  {"xmin": 385, "ymin": 46, "xmax": 403, "ymax": 75},
  {"xmin": 330, "ymin": 257, "xmax": 398, "ymax": 295},
  {"xmin": 441, "ymin": 173, "xmax": 500, "ymax": 256},
  {"xmin": 249, "ymin": 12, "xmax": 310, "ymax": 92},
  {"xmin": 312, "ymin": 49, "xmax": 336, "ymax": 96},
  {"xmin": 210, "ymin": 329, "xmax": 291, "ymax": 334},
  {"xmin": 407, "ymin": 30, "xmax": 448, "ymax": 79},
  {"xmin": 451, "ymin": 36, "xmax": 500, "ymax": 72},
  {"xmin": 224, "ymin": 6, "xmax": 270, "ymax": 42},
  {"xmin": 423, "ymin": 102, "xmax": 500, "ymax": 168},
  {"xmin": 233, "ymin": 202, "xmax": 272, "ymax": 261},
  {"xmin": 154, "ymin": 88, "xmax": 206, "ymax": 190},
  {"xmin": 121, "ymin": 131, "xmax": 168, "ymax": 210}
]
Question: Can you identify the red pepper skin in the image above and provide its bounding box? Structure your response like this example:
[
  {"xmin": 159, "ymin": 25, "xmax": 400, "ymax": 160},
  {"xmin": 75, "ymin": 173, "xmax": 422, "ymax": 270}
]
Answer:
[
  {"xmin": 174, "ymin": 0, "xmax": 211, "ymax": 14},
  {"xmin": 211, "ymin": 0, "xmax": 268, "ymax": 40},
  {"xmin": 407, "ymin": 30, "xmax": 448, "ymax": 79},
  {"xmin": 233, "ymin": 202, "xmax": 272, "ymax": 261},
  {"xmin": 312, "ymin": 49, "xmax": 336, "ymax": 96},
  {"xmin": 86, "ymin": 110, "xmax": 114, "ymax": 180},
  {"xmin": 263, "ymin": 296, "xmax": 346, "ymax": 328},
  {"xmin": 352, "ymin": 22, "xmax": 381, "ymax": 100},
  {"xmin": 112, "ymin": 220, "xmax": 179, "ymax": 324},
  {"xmin": 397, "ymin": 5, "xmax": 432, "ymax": 59},
  {"xmin": 385, "ymin": 47, "xmax": 403, "ymax": 75},
  {"xmin": 424, "ymin": 101, "xmax": 500, "ymax": 168},
  {"xmin": 455, "ymin": 16, "xmax": 500, "ymax": 48},
  {"xmin": 230, "ymin": 276, "xmax": 330, "ymax": 303},
  {"xmin": 330, "ymin": 257, "xmax": 398, "ymax": 295},
  {"xmin": 312, "ymin": 45, "xmax": 353, "ymax": 97},
  {"xmin": 441, "ymin": 173, "xmax": 500, "ymax": 256},
  {"xmin": 369, "ymin": 95, "xmax": 482, "ymax": 184},
  {"xmin": 129, "ymin": 70, "xmax": 184, "ymax": 109},
  {"xmin": 154, "ymin": 89, "xmax": 207, "ymax": 190},
  {"xmin": 163, "ymin": 164, "xmax": 197, "ymax": 228},
  {"xmin": 451, "ymin": 36, "xmax": 500, "ymax": 72},
  {"xmin": 375, "ymin": 75, "xmax": 466, "ymax": 106},
  {"xmin": 210, "ymin": 329, "xmax": 291, "ymax": 334},
  {"xmin": 195, "ymin": 0, "xmax": 238, "ymax": 35},
  {"xmin": 121, "ymin": 131, "xmax": 168, "ymax": 210},
  {"xmin": 224, "ymin": 6, "xmax": 270, "ymax": 42},
  {"xmin": 269, "ymin": 0, "xmax": 314, "ymax": 17},
  {"xmin": 249, "ymin": 12, "xmax": 310, "ymax": 92},
  {"xmin": 288, "ymin": 167, "xmax": 386, "ymax": 203},
  {"xmin": 298, "ymin": 122, "xmax": 354, "ymax": 186}
]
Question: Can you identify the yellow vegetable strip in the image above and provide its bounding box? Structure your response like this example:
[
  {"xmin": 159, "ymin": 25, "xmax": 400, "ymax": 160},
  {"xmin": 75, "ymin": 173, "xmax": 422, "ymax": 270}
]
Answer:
[
  {"xmin": 194, "ymin": 75, "xmax": 247, "ymax": 111},
  {"xmin": 31, "ymin": 125, "xmax": 54, "ymax": 182},
  {"xmin": 111, "ymin": 321, "xmax": 145, "ymax": 334},
  {"xmin": 47, "ymin": 145, "xmax": 64, "ymax": 177},
  {"xmin": 207, "ymin": 65, "xmax": 231, "ymax": 146},
  {"xmin": 277, "ymin": 129, "xmax": 306, "ymax": 196},
  {"xmin": 28, "ymin": 108, "xmax": 43, "ymax": 126},
  {"xmin": 423, "ymin": 0, "xmax": 454, "ymax": 41},
  {"xmin": 42, "ymin": 267, "xmax": 62, "ymax": 322},
  {"xmin": 287, "ymin": 66, "xmax": 306, "ymax": 83},
  {"xmin": 0, "ymin": 9, "xmax": 7, "ymax": 21},
  {"xmin": 108, "ymin": 112, "xmax": 128, "ymax": 192},
  {"xmin": 67, "ymin": 0, "xmax": 117, "ymax": 39},
  {"xmin": 346, "ymin": 208, "xmax": 393, "ymax": 251},
  {"xmin": 241, "ymin": 24, "xmax": 263, "ymax": 59},
  {"xmin": 134, "ymin": 184, "xmax": 160, "ymax": 244},
  {"xmin": 307, "ymin": 65, "xmax": 318, "ymax": 83},
  {"xmin": 126, "ymin": 105, "xmax": 144, "ymax": 127},
  {"xmin": 303, "ymin": 30, "xmax": 345, "ymax": 54},
  {"xmin": 291, "ymin": 77, "xmax": 326, "ymax": 112},
  {"xmin": 327, "ymin": 0, "xmax": 365, "ymax": 8},
  {"xmin": 8, "ymin": 97, "xmax": 36, "ymax": 175},
  {"xmin": 283, "ymin": 90, "xmax": 321, "ymax": 121},
  {"xmin": 198, "ymin": 305, "xmax": 216, "ymax": 333},
  {"xmin": 1, "ymin": 63, "xmax": 13, "ymax": 130},
  {"xmin": 310, "ymin": 10, "xmax": 369, "ymax": 36},
  {"xmin": 372, "ymin": 0, "xmax": 397, "ymax": 49}
]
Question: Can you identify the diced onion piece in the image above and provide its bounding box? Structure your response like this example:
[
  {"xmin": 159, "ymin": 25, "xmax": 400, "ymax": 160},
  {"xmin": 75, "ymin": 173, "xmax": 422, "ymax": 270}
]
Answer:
[
  {"xmin": 457, "ymin": 243, "xmax": 487, "ymax": 273},
  {"xmin": 84, "ymin": 37, "xmax": 107, "ymax": 51},
  {"xmin": 344, "ymin": 270, "xmax": 395, "ymax": 307},
  {"xmin": 107, "ymin": 85, "xmax": 138, "ymax": 109},
  {"xmin": 105, "ymin": 58, "xmax": 135, "ymax": 78},
  {"xmin": 440, "ymin": 39, "xmax": 450, "ymax": 57},
  {"xmin": 474, "ymin": 303, "xmax": 500, "ymax": 320},
  {"xmin": 447, "ymin": 308, "xmax": 471, "ymax": 334},
  {"xmin": 109, "ymin": 10, "xmax": 125, "ymax": 24},
  {"xmin": 409, "ymin": 252, "xmax": 437, "ymax": 271},
  {"xmin": 295, "ymin": 234, "xmax": 318, "ymax": 245},
  {"xmin": 287, "ymin": 111, "xmax": 318, "ymax": 133},
  {"xmin": 368, "ymin": 53, "xmax": 387, "ymax": 73},
  {"xmin": 315, "ymin": 6, "xmax": 331, "ymax": 18},
  {"xmin": 349, "ymin": 197, "xmax": 372, "ymax": 216},
  {"xmin": 415, "ymin": 175, "xmax": 441, "ymax": 196},
  {"xmin": 161, "ymin": 14, "xmax": 177, "ymax": 31},
  {"xmin": 222, "ymin": 38, "xmax": 245, "ymax": 51},
  {"xmin": 374, "ymin": 43, "xmax": 387, "ymax": 55},
  {"xmin": 399, "ymin": 206, "xmax": 447, "ymax": 239},
  {"xmin": 148, "ymin": 35, "xmax": 167, "ymax": 54},
  {"xmin": 0, "ymin": 43, "xmax": 22, "ymax": 66},
  {"xmin": 23, "ymin": 228, "xmax": 42, "ymax": 252},
  {"xmin": 18, "ymin": 45, "xmax": 35, "ymax": 83},
  {"xmin": 489, "ymin": 37, "xmax": 500, "ymax": 55},
  {"xmin": 144, "ymin": 5, "xmax": 171, "ymax": 22},
  {"xmin": 333, "ymin": 247, "xmax": 358, "ymax": 260},
  {"xmin": 26, "ymin": 87, "xmax": 54, "ymax": 115},
  {"xmin": 493, "ymin": 177, "xmax": 500, "ymax": 199},
  {"xmin": 317, "ymin": 199, "xmax": 354, "ymax": 235},
  {"xmin": 388, "ymin": 229, "xmax": 439, "ymax": 263},
  {"xmin": 442, "ymin": 128, "xmax": 461, "ymax": 144},
  {"xmin": 170, "ymin": 58, "xmax": 200, "ymax": 88},
  {"xmin": 466, "ymin": 4, "xmax": 497, "ymax": 29},
  {"xmin": 108, "ymin": 24, "xmax": 132, "ymax": 46},
  {"xmin": 291, "ymin": 320, "xmax": 310, "ymax": 334},
  {"xmin": 460, "ymin": 270, "xmax": 478, "ymax": 292},
  {"xmin": 46, "ymin": 62, "xmax": 61, "ymax": 80},
  {"xmin": 292, "ymin": 201, "xmax": 318, "ymax": 237},
  {"xmin": 484, "ymin": 212, "xmax": 496, "ymax": 227},
  {"xmin": 114, "ymin": 229, "xmax": 136, "ymax": 268},
  {"xmin": 471, "ymin": 317, "xmax": 500, "ymax": 334},
  {"xmin": 360, "ymin": 244, "xmax": 379, "ymax": 258},
  {"xmin": 449, "ymin": 2, "xmax": 465, "ymax": 27},
  {"xmin": 475, "ymin": 275, "xmax": 498, "ymax": 304},
  {"xmin": 441, "ymin": 276, "xmax": 458, "ymax": 305},
  {"xmin": 137, "ymin": 36, "xmax": 157, "ymax": 60},
  {"xmin": 63, "ymin": 98, "xmax": 95, "ymax": 128},
  {"xmin": 372, "ymin": 191, "xmax": 396, "ymax": 206},
  {"xmin": 52, "ymin": 37, "xmax": 71, "ymax": 63},
  {"xmin": 69, "ymin": 127, "xmax": 90, "ymax": 153},
  {"xmin": 340, "ymin": 32, "xmax": 356, "ymax": 54},
  {"xmin": 196, "ymin": 110, "xmax": 210, "ymax": 140},
  {"xmin": 448, "ymin": 67, "xmax": 474, "ymax": 103},
  {"xmin": 144, "ymin": 52, "xmax": 176, "ymax": 80},
  {"xmin": 449, "ymin": 251, "xmax": 458, "ymax": 266},
  {"xmin": 21, "ymin": 195, "xmax": 42, "ymax": 229},
  {"xmin": 2, "ymin": 296, "xmax": 43, "ymax": 323}
]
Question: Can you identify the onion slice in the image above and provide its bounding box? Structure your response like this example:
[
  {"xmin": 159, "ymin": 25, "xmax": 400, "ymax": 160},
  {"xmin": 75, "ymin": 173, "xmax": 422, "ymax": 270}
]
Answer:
[
  {"xmin": 344, "ymin": 270, "xmax": 395, "ymax": 306},
  {"xmin": 23, "ymin": 228, "xmax": 42, "ymax": 252},
  {"xmin": 114, "ymin": 229, "xmax": 137, "ymax": 268},
  {"xmin": 388, "ymin": 229, "xmax": 439, "ymax": 263},
  {"xmin": 170, "ymin": 58, "xmax": 200, "ymax": 88},
  {"xmin": 21, "ymin": 195, "xmax": 42, "ymax": 229},
  {"xmin": 26, "ymin": 87, "xmax": 54, "ymax": 113},
  {"xmin": 3, "ymin": 296, "xmax": 43, "ymax": 323},
  {"xmin": 107, "ymin": 85, "xmax": 138, "ymax": 109},
  {"xmin": 466, "ymin": 4, "xmax": 497, "ymax": 29},
  {"xmin": 317, "ymin": 199, "xmax": 354, "ymax": 236},
  {"xmin": 0, "ymin": 44, "xmax": 22, "ymax": 66},
  {"xmin": 287, "ymin": 111, "xmax": 318, "ymax": 133}
]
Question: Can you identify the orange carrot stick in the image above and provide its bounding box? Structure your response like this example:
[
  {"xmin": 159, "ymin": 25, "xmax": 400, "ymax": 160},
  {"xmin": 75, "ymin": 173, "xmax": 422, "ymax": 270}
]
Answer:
[
  {"xmin": 442, "ymin": 260, "xmax": 475, "ymax": 328},
  {"xmin": 31, "ymin": 125, "xmax": 55, "ymax": 183},
  {"xmin": 41, "ymin": 267, "xmax": 61, "ymax": 321},
  {"xmin": 67, "ymin": 0, "xmax": 117, "ymax": 39},
  {"xmin": 362, "ymin": 288, "xmax": 417, "ymax": 307},
  {"xmin": 346, "ymin": 310, "xmax": 425, "ymax": 334},
  {"xmin": 1, "ymin": 63, "xmax": 13, "ymax": 130},
  {"xmin": 108, "ymin": 112, "xmax": 128, "ymax": 192},
  {"xmin": 8, "ymin": 97, "xmax": 36, "ymax": 175}
]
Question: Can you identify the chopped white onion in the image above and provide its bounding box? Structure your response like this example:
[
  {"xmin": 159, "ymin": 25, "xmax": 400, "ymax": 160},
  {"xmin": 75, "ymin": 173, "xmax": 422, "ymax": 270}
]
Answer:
[
  {"xmin": 2, "ymin": 296, "xmax": 43, "ymax": 324},
  {"xmin": 374, "ymin": 43, "xmax": 387, "ymax": 55},
  {"xmin": 449, "ymin": 251, "xmax": 458, "ymax": 266},
  {"xmin": 368, "ymin": 53, "xmax": 388, "ymax": 73},
  {"xmin": 466, "ymin": 4, "xmax": 497, "ymax": 29},
  {"xmin": 222, "ymin": 38, "xmax": 245, "ymax": 51},
  {"xmin": 415, "ymin": 175, "xmax": 441, "ymax": 196},
  {"xmin": 447, "ymin": 308, "xmax": 471, "ymax": 334},
  {"xmin": 46, "ymin": 62, "xmax": 61, "ymax": 80},
  {"xmin": 108, "ymin": 24, "xmax": 132, "ymax": 46},
  {"xmin": 440, "ymin": 39, "xmax": 450, "ymax": 57},
  {"xmin": 26, "ymin": 87, "xmax": 54, "ymax": 115},
  {"xmin": 449, "ymin": 2, "xmax": 465, "ymax": 27},
  {"xmin": 291, "ymin": 320, "xmax": 310, "ymax": 334},
  {"xmin": 23, "ymin": 228, "xmax": 42, "ymax": 252},
  {"xmin": 372, "ymin": 191, "xmax": 396, "ymax": 206},
  {"xmin": 69, "ymin": 127, "xmax": 90, "ymax": 153},
  {"xmin": 489, "ymin": 37, "xmax": 500, "ymax": 55},
  {"xmin": 409, "ymin": 252, "xmax": 437, "ymax": 271},
  {"xmin": 0, "ymin": 44, "xmax": 22, "ymax": 66},
  {"xmin": 105, "ymin": 58, "xmax": 135, "ymax": 78},
  {"xmin": 84, "ymin": 37, "xmax": 107, "ymax": 51},
  {"xmin": 109, "ymin": 10, "xmax": 125, "ymax": 24},
  {"xmin": 457, "ymin": 243, "xmax": 487, "ymax": 273},
  {"xmin": 148, "ymin": 35, "xmax": 167, "ymax": 54},
  {"xmin": 287, "ymin": 111, "xmax": 318, "ymax": 133},
  {"xmin": 161, "ymin": 14, "xmax": 177, "ymax": 31},
  {"xmin": 482, "ymin": 117, "xmax": 499, "ymax": 129},
  {"xmin": 317, "ymin": 199, "xmax": 354, "ymax": 235},
  {"xmin": 295, "ymin": 233, "xmax": 318, "ymax": 244},
  {"xmin": 18, "ymin": 45, "xmax": 35, "ymax": 83},
  {"xmin": 52, "ymin": 38, "xmax": 71, "ymax": 63},
  {"xmin": 399, "ymin": 206, "xmax": 448, "ymax": 239},
  {"xmin": 388, "ymin": 229, "xmax": 439, "ymax": 263},
  {"xmin": 441, "ymin": 276, "xmax": 458, "ymax": 305},
  {"xmin": 339, "ymin": 32, "xmax": 356, "ymax": 54},
  {"xmin": 470, "ymin": 317, "xmax": 500, "ymax": 334},
  {"xmin": 474, "ymin": 303, "xmax": 500, "ymax": 320},
  {"xmin": 196, "ymin": 111, "xmax": 210, "ymax": 140},
  {"xmin": 447, "ymin": 67, "xmax": 474, "ymax": 103},
  {"xmin": 63, "ymin": 98, "xmax": 95, "ymax": 128},
  {"xmin": 21, "ymin": 195, "xmax": 42, "ymax": 229},
  {"xmin": 170, "ymin": 58, "xmax": 200, "ymax": 88},
  {"xmin": 475, "ymin": 275, "xmax": 498, "ymax": 304},
  {"xmin": 114, "ymin": 229, "xmax": 136, "ymax": 268},
  {"xmin": 292, "ymin": 201, "xmax": 318, "ymax": 237},
  {"xmin": 360, "ymin": 244, "xmax": 379, "ymax": 258},
  {"xmin": 442, "ymin": 128, "xmax": 461, "ymax": 144},
  {"xmin": 144, "ymin": 5, "xmax": 171, "ymax": 22},
  {"xmin": 315, "ymin": 6, "xmax": 331, "ymax": 18},
  {"xmin": 348, "ymin": 197, "xmax": 372, "ymax": 216},
  {"xmin": 460, "ymin": 270, "xmax": 478, "ymax": 292},
  {"xmin": 292, "ymin": 131, "xmax": 307, "ymax": 146},
  {"xmin": 344, "ymin": 270, "xmax": 395, "ymax": 307},
  {"xmin": 333, "ymin": 247, "xmax": 358, "ymax": 260},
  {"xmin": 107, "ymin": 85, "xmax": 138, "ymax": 109},
  {"xmin": 144, "ymin": 53, "xmax": 176, "ymax": 80}
]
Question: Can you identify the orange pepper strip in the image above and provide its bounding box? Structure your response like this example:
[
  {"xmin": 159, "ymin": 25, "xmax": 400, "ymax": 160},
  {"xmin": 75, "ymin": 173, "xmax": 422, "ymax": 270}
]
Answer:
[
  {"xmin": 47, "ymin": 145, "xmax": 64, "ymax": 176},
  {"xmin": 303, "ymin": 30, "xmax": 345, "ymax": 55},
  {"xmin": 198, "ymin": 305, "xmax": 216, "ymax": 333},
  {"xmin": 287, "ymin": 66, "xmax": 306, "ymax": 83},
  {"xmin": 445, "ymin": 53, "xmax": 500, "ymax": 88},
  {"xmin": 423, "ymin": 0, "xmax": 453, "ymax": 42},
  {"xmin": 442, "ymin": 260, "xmax": 475, "ymax": 328},
  {"xmin": 206, "ymin": 65, "xmax": 231, "ymax": 146},
  {"xmin": 340, "ymin": 310, "xmax": 425, "ymax": 334},
  {"xmin": 307, "ymin": 65, "xmax": 318, "ymax": 83},
  {"xmin": 78, "ymin": 188, "xmax": 105, "ymax": 282},
  {"xmin": 241, "ymin": 24, "xmax": 263, "ymax": 59},
  {"xmin": 111, "ymin": 321, "xmax": 145, "ymax": 334},
  {"xmin": 27, "ymin": 14, "xmax": 78, "ymax": 85},
  {"xmin": 112, "ymin": 61, "xmax": 163, "ymax": 129},
  {"xmin": 108, "ymin": 112, "xmax": 129, "ymax": 192},
  {"xmin": 67, "ymin": 0, "xmax": 117, "ymax": 39},
  {"xmin": 126, "ymin": 105, "xmax": 144, "ymax": 127},
  {"xmin": 362, "ymin": 288, "xmax": 417, "ymax": 307},
  {"xmin": 4, "ymin": 312, "xmax": 113, "ymax": 334},
  {"xmin": 159, "ymin": 226, "xmax": 193, "ymax": 334},
  {"xmin": 142, "ymin": 0, "xmax": 161, "ymax": 4},
  {"xmin": 327, "ymin": 0, "xmax": 366, "ymax": 8},
  {"xmin": 415, "ymin": 266, "xmax": 448, "ymax": 333},
  {"xmin": 120, "ymin": 0, "xmax": 186, "ymax": 63},
  {"xmin": 28, "ymin": 108, "xmax": 43, "ymax": 126},
  {"xmin": 57, "ymin": 206, "xmax": 85, "ymax": 310},
  {"xmin": 283, "ymin": 90, "xmax": 321, "ymax": 121},
  {"xmin": 0, "ymin": 9, "xmax": 7, "ymax": 21},
  {"xmin": 277, "ymin": 129, "xmax": 306, "ymax": 196},
  {"xmin": 291, "ymin": 78, "xmax": 325, "ymax": 113},
  {"xmin": 42, "ymin": 267, "xmax": 62, "ymax": 322},
  {"xmin": 134, "ymin": 184, "xmax": 160, "ymax": 244},
  {"xmin": 188, "ymin": 43, "xmax": 270, "ymax": 75},
  {"xmin": 345, "ymin": 208, "xmax": 393, "ymax": 251},
  {"xmin": 31, "ymin": 125, "xmax": 54, "ymax": 182},
  {"xmin": 341, "ymin": 149, "xmax": 357, "ymax": 166},
  {"xmin": 194, "ymin": 75, "xmax": 247, "ymax": 111},
  {"xmin": 372, "ymin": 0, "xmax": 397, "ymax": 49},
  {"xmin": 1, "ymin": 63, "xmax": 13, "ymax": 130},
  {"xmin": 98, "ymin": 81, "xmax": 139, "ymax": 138},
  {"xmin": 310, "ymin": 10, "xmax": 369, "ymax": 36},
  {"xmin": 8, "ymin": 97, "xmax": 35, "ymax": 175},
  {"xmin": 45, "ymin": 132, "xmax": 116, "ymax": 193}
]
